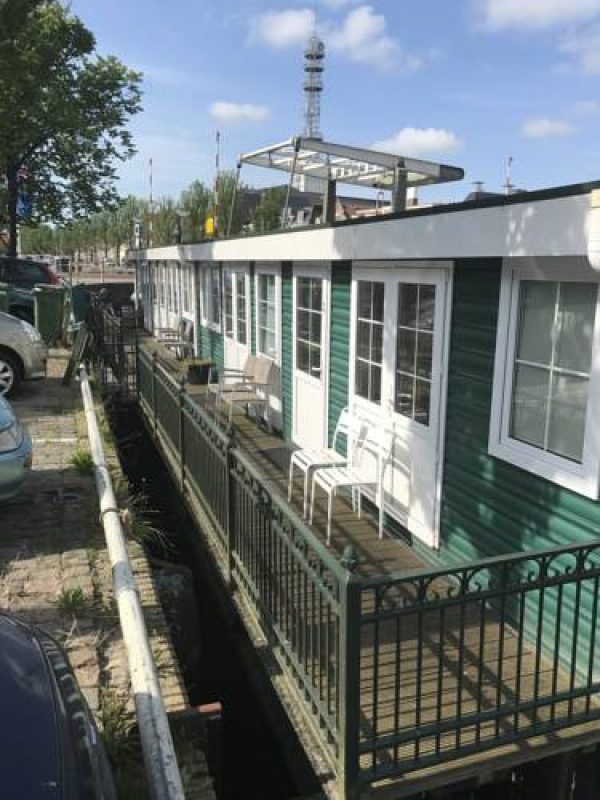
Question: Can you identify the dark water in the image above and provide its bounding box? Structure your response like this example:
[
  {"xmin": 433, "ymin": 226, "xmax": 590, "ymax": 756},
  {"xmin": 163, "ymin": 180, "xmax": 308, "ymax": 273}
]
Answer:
[{"xmin": 110, "ymin": 405, "xmax": 314, "ymax": 800}]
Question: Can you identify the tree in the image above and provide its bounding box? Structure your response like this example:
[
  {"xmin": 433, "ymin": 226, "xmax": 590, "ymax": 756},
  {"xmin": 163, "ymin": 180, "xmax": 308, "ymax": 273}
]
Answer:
[
  {"xmin": 0, "ymin": 1, "xmax": 142, "ymax": 255},
  {"xmin": 252, "ymin": 186, "xmax": 286, "ymax": 232},
  {"xmin": 179, "ymin": 180, "xmax": 212, "ymax": 243},
  {"xmin": 216, "ymin": 170, "xmax": 251, "ymax": 236}
]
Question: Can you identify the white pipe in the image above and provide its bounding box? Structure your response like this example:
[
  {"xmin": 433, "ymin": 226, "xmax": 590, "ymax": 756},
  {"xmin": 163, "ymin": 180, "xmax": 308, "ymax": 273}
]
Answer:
[{"xmin": 79, "ymin": 367, "xmax": 186, "ymax": 800}]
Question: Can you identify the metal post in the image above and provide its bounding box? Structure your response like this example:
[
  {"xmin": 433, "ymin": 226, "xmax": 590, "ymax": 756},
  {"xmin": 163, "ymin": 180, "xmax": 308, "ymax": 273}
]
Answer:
[
  {"xmin": 392, "ymin": 165, "xmax": 407, "ymax": 213},
  {"xmin": 225, "ymin": 424, "xmax": 236, "ymax": 587},
  {"xmin": 226, "ymin": 162, "xmax": 242, "ymax": 237},
  {"xmin": 338, "ymin": 568, "xmax": 362, "ymax": 800},
  {"xmin": 283, "ymin": 137, "xmax": 301, "ymax": 228},
  {"xmin": 152, "ymin": 351, "xmax": 158, "ymax": 436},
  {"xmin": 323, "ymin": 178, "xmax": 337, "ymax": 224},
  {"xmin": 79, "ymin": 367, "xmax": 185, "ymax": 800},
  {"xmin": 178, "ymin": 376, "xmax": 186, "ymax": 491}
]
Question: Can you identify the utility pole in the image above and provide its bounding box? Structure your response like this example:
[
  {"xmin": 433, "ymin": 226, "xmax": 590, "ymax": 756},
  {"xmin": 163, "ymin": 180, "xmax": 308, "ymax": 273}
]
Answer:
[
  {"xmin": 214, "ymin": 130, "xmax": 220, "ymax": 237},
  {"xmin": 148, "ymin": 157, "xmax": 154, "ymax": 248}
]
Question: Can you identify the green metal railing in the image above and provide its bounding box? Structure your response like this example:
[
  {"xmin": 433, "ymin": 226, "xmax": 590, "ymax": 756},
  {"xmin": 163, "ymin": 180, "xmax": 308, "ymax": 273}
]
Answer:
[{"xmin": 135, "ymin": 344, "xmax": 600, "ymax": 799}]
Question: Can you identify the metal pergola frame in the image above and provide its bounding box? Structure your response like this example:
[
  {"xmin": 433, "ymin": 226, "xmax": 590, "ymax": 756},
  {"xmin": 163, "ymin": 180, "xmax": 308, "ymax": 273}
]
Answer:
[{"xmin": 239, "ymin": 136, "xmax": 464, "ymax": 191}]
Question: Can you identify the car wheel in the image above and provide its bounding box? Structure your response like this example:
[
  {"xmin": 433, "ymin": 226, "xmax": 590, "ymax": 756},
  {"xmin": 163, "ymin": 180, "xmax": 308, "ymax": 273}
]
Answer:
[
  {"xmin": 10, "ymin": 306, "xmax": 34, "ymax": 325},
  {"xmin": 0, "ymin": 350, "xmax": 21, "ymax": 396}
]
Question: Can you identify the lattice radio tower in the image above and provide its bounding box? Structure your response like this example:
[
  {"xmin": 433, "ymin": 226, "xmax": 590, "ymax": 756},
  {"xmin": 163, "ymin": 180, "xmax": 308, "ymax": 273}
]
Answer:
[{"xmin": 303, "ymin": 32, "xmax": 325, "ymax": 140}]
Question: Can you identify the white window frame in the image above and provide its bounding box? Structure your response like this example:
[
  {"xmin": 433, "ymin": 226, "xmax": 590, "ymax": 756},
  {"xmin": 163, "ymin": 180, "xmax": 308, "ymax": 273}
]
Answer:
[
  {"xmin": 181, "ymin": 261, "xmax": 194, "ymax": 320},
  {"xmin": 199, "ymin": 262, "xmax": 222, "ymax": 332},
  {"xmin": 489, "ymin": 257, "xmax": 600, "ymax": 499},
  {"xmin": 255, "ymin": 263, "xmax": 281, "ymax": 363}
]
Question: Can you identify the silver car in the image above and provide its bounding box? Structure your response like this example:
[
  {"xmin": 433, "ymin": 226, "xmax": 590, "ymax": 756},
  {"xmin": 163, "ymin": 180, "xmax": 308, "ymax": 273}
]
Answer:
[{"xmin": 0, "ymin": 312, "xmax": 48, "ymax": 395}]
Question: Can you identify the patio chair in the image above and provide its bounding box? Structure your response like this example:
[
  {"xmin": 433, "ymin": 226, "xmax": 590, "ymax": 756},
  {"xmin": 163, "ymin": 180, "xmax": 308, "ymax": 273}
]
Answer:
[
  {"xmin": 287, "ymin": 407, "xmax": 365, "ymax": 519},
  {"xmin": 310, "ymin": 426, "xmax": 394, "ymax": 545},
  {"xmin": 156, "ymin": 318, "xmax": 194, "ymax": 360},
  {"xmin": 207, "ymin": 354, "xmax": 260, "ymax": 414},
  {"xmin": 219, "ymin": 357, "xmax": 277, "ymax": 425}
]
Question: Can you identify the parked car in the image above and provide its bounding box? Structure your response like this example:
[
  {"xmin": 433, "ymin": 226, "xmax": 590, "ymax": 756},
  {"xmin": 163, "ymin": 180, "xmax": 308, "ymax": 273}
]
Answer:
[
  {"xmin": 0, "ymin": 256, "xmax": 59, "ymax": 323},
  {"xmin": 0, "ymin": 396, "xmax": 32, "ymax": 501},
  {"xmin": 0, "ymin": 311, "xmax": 47, "ymax": 395},
  {"xmin": 0, "ymin": 613, "xmax": 116, "ymax": 799}
]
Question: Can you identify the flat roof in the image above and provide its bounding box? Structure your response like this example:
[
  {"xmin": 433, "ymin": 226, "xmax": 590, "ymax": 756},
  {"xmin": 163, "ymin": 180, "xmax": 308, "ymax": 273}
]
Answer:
[{"xmin": 240, "ymin": 136, "xmax": 464, "ymax": 190}]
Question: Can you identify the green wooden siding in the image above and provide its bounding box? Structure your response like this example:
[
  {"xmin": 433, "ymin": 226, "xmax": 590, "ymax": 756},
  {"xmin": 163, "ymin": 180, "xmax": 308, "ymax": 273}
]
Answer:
[
  {"xmin": 328, "ymin": 262, "xmax": 351, "ymax": 450},
  {"xmin": 424, "ymin": 259, "xmax": 600, "ymax": 567},
  {"xmin": 413, "ymin": 259, "xmax": 600, "ymax": 674},
  {"xmin": 198, "ymin": 323, "xmax": 224, "ymax": 369},
  {"xmin": 281, "ymin": 263, "xmax": 293, "ymax": 441}
]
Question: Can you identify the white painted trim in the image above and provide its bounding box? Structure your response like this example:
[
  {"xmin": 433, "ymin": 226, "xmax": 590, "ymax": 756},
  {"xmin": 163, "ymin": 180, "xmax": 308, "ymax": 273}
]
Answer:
[
  {"xmin": 488, "ymin": 257, "xmax": 600, "ymax": 499},
  {"xmin": 137, "ymin": 191, "xmax": 593, "ymax": 264},
  {"xmin": 254, "ymin": 263, "xmax": 282, "ymax": 364},
  {"xmin": 291, "ymin": 262, "xmax": 331, "ymax": 448}
]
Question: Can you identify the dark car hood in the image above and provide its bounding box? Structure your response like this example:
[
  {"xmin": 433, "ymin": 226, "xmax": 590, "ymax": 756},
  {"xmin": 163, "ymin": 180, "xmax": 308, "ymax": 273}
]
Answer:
[{"xmin": 0, "ymin": 615, "xmax": 62, "ymax": 798}]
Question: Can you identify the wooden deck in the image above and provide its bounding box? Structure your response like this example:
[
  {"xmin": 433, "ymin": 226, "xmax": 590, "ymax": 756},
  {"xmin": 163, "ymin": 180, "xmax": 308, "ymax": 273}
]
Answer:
[{"xmin": 138, "ymin": 339, "xmax": 600, "ymax": 799}]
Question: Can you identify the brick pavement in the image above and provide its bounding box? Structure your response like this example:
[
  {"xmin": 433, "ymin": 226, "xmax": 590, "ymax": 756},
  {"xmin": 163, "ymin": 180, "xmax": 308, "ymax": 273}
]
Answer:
[{"xmin": 0, "ymin": 350, "xmax": 215, "ymax": 799}]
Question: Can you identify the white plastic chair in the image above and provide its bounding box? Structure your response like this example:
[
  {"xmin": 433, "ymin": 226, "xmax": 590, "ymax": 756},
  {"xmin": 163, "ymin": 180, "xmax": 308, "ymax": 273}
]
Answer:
[
  {"xmin": 287, "ymin": 407, "xmax": 365, "ymax": 519},
  {"xmin": 310, "ymin": 427, "xmax": 394, "ymax": 545}
]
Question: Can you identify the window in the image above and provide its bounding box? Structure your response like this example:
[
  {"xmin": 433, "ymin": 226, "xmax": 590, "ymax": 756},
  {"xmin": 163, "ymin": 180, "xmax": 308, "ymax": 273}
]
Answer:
[
  {"xmin": 355, "ymin": 280, "xmax": 384, "ymax": 403},
  {"xmin": 257, "ymin": 273, "xmax": 277, "ymax": 358},
  {"xmin": 181, "ymin": 263, "xmax": 193, "ymax": 315},
  {"xmin": 511, "ymin": 281, "xmax": 594, "ymax": 462},
  {"xmin": 296, "ymin": 276, "xmax": 322, "ymax": 377},
  {"xmin": 201, "ymin": 264, "xmax": 221, "ymax": 328},
  {"xmin": 224, "ymin": 273, "xmax": 234, "ymax": 337},
  {"xmin": 236, "ymin": 274, "xmax": 248, "ymax": 345},
  {"xmin": 395, "ymin": 283, "xmax": 436, "ymax": 425},
  {"xmin": 489, "ymin": 262, "xmax": 600, "ymax": 498}
]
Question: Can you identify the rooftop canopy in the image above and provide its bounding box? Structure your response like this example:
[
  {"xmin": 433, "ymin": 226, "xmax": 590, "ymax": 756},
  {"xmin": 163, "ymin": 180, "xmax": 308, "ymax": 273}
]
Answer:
[{"xmin": 239, "ymin": 136, "xmax": 464, "ymax": 190}]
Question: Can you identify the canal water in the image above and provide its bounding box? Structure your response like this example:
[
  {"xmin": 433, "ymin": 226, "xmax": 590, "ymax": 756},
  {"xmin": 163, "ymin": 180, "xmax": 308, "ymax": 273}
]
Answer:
[{"xmin": 110, "ymin": 404, "xmax": 317, "ymax": 800}]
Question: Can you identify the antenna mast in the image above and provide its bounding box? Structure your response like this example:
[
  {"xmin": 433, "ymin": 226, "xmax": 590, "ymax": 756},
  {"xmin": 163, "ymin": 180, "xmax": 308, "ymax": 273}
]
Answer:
[{"xmin": 303, "ymin": 30, "xmax": 325, "ymax": 139}]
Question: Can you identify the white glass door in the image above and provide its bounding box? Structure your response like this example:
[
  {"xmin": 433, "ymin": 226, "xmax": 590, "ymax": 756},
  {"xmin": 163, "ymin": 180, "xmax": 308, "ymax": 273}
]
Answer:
[
  {"xmin": 351, "ymin": 263, "xmax": 451, "ymax": 548},
  {"xmin": 293, "ymin": 265, "xmax": 330, "ymax": 450},
  {"xmin": 223, "ymin": 267, "xmax": 250, "ymax": 372}
]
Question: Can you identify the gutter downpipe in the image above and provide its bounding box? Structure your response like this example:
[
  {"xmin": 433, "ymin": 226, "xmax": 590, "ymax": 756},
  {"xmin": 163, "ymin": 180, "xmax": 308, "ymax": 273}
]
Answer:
[{"xmin": 79, "ymin": 366, "xmax": 186, "ymax": 800}]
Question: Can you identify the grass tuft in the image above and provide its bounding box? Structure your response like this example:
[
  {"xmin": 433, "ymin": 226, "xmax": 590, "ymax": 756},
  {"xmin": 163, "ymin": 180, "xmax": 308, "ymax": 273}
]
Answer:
[
  {"xmin": 70, "ymin": 449, "xmax": 94, "ymax": 475},
  {"xmin": 56, "ymin": 586, "xmax": 87, "ymax": 616}
]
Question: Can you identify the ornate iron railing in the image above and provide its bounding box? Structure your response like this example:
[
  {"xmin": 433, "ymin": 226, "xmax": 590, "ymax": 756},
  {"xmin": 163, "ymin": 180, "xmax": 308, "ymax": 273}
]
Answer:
[
  {"xmin": 87, "ymin": 296, "xmax": 137, "ymax": 398},
  {"xmin": 133, "ymin": 343, "xmax": 600, "ymax": 799}
]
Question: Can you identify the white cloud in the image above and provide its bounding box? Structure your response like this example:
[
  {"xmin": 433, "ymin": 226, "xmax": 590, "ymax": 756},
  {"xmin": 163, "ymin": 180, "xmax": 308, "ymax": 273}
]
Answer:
[
  {"xmin": 251, "ymin": 9, "xmax": 315, "ymax": 48},
  {"xmin": 561, "ymin": 25, "xmax": 600, "ymax": 72},
  {"xmin": 209, "ymin": 101, "xmax": 269, "ymax": 123},
  {"xmin": 328, "ymin": 5, "xmax": 401, "ymax": 70},
  {"xmin": 478, "ymin": 0, "xmax": 600, "ymax": 31},
  {"xmin": 521, "ymin": 117, "xmax": 575, "ymax": 138},
  {"xmin": 372, "ymin": 127, "xmax": 463, "ymax": 157}
]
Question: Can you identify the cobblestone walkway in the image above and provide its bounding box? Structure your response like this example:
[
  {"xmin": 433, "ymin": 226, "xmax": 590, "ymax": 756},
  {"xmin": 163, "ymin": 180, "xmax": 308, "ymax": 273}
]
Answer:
[{"xmin": 0, "ymin": 351, "xmax": 214, "ymax": 798}]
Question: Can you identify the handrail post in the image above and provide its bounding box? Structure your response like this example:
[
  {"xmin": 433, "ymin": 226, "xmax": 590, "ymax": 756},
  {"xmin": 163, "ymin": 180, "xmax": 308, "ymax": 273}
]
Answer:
[
  {"xmin": 338, "ymin": 549, "xmax": 362, "ymax": 800},
  {"xmin": 178, "ymin": 376, "xmax": 186, "ymax": 492},
  {"xmin": 152, "ymin": 351, "xmax": 158, "ymax": 437},
  {"xmin": 225, "ymin": 424, "xmax": 236, "ymax": 588}
]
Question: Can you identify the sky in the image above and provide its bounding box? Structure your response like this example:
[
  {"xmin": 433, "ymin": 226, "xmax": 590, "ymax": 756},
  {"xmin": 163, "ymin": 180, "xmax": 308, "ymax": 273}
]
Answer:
[{"xmin": 70, "ymin": 0, "xmax": 600, "ymax": 204}]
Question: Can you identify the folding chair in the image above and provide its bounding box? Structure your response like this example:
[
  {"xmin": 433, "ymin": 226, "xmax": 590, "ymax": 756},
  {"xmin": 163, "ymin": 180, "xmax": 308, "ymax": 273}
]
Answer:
[
  {"xmin": 219, "ymin": 357, "xmax": 276, "ymax": 425},
  {"xmin": 207, "ymin": 354, "xmax": 260, "ymax": 415},
  {"xmin": 310, "ymin": 427, "xmax": 394, "ymax": 545},
  {"xmin": 287, "ymin": 407, "xmax": 365, "ymax": 519}
]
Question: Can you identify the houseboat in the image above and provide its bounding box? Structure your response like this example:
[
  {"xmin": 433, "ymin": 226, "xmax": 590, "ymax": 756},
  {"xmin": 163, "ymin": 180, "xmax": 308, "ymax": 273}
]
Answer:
[{"xmin": 130, "ymin": 137, "xmax": 600, "ymax": 799}]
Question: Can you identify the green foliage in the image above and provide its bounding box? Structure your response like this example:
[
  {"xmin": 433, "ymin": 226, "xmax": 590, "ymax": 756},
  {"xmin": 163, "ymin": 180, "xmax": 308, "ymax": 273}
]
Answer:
[
  {"xmin": 252, "ymin": 186, "xmax": 286, "ymax": 232},
  {"xmin": 56, "ymin": 586, "xmax": 87, "ymax": 616},
  {"xmin": 70, "ymin": 448, "xmax": 94, "ymax": 475},
  {"xmin": 0, "ymin": 1, "xmax": 142, "ymax": 254}
]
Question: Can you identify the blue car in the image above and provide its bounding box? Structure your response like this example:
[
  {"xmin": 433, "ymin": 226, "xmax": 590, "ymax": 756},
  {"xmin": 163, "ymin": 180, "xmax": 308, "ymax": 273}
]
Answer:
[{"xmin": 0, "ymin": 395, "xmax": 32, "ymax": 501}]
